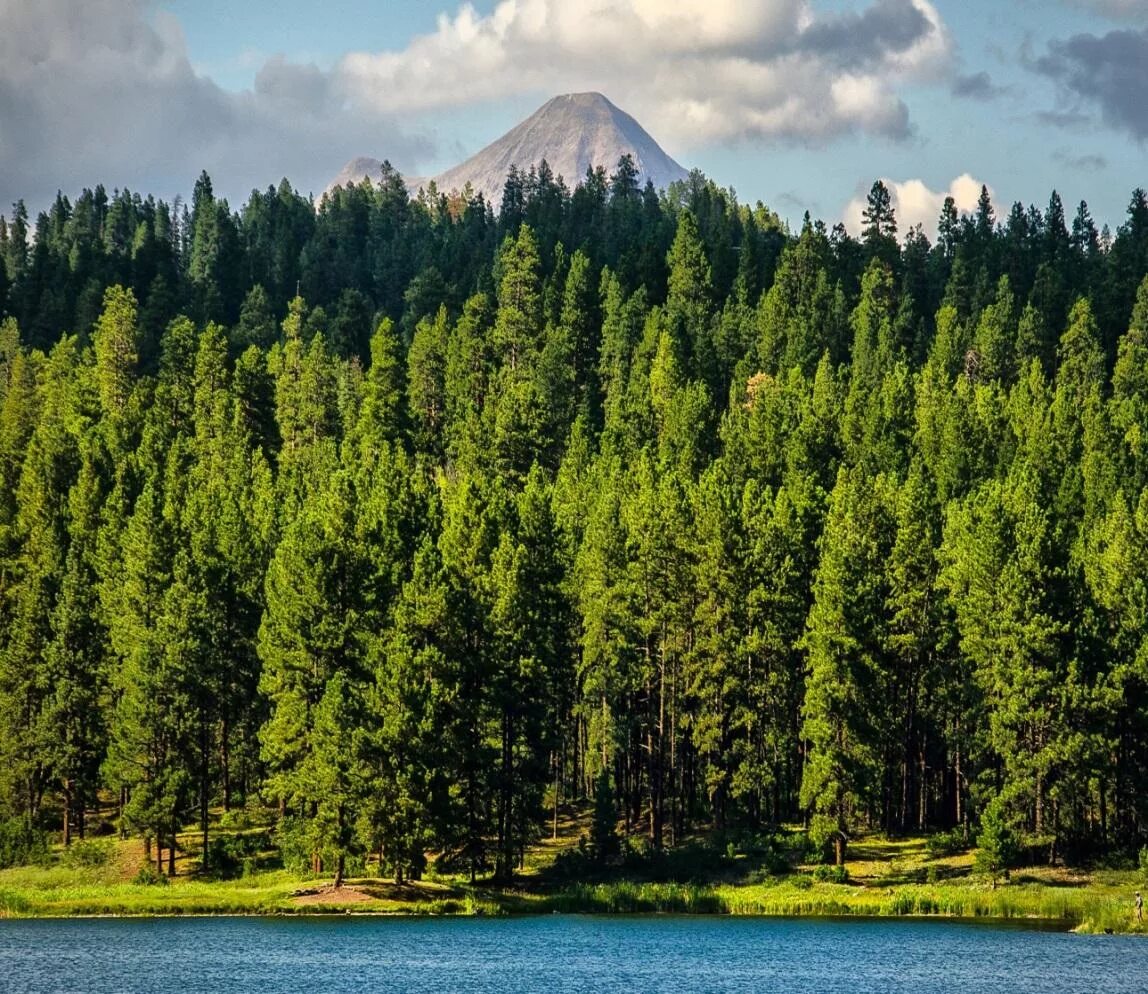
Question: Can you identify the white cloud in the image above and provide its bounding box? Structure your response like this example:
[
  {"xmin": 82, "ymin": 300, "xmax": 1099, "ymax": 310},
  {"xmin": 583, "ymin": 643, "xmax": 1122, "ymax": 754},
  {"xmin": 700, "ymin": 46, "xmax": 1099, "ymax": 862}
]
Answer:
[
  {"xmin": 842, "ymin": 173, "xmax": 989, "ymax": 241},
  {"xmin": 0, "ymin": 0, "xmax": 955, "ymax": 212},
  {"xmin": 0, "ymin": 0, "xmax": 431, "ymax": 212},
  {"xmin": 335, "ymin": 0, "xmax": 953, "ymax": 149}
]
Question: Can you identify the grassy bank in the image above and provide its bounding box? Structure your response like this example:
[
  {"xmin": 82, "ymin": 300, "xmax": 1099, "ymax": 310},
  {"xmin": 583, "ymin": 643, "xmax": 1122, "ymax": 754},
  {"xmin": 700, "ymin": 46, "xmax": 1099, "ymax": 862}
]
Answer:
[
  {"xmin": 538, "ymin": 877, "xmax": 1139, "ymax": 933},
  {"xmin": 0, "ymin": 826, "xmax": 1144, "ymax": 933},
  {"xmin": 0, "ymin": 866, "xmax": 1141, "ymax": 932}
]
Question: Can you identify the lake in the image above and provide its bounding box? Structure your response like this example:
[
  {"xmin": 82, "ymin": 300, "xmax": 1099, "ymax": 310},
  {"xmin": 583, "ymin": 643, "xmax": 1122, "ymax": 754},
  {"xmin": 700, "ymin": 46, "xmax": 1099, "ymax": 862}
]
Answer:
[{"xmin": 1, "ymin": 915, "xmax": 1144, "ymax": 993}]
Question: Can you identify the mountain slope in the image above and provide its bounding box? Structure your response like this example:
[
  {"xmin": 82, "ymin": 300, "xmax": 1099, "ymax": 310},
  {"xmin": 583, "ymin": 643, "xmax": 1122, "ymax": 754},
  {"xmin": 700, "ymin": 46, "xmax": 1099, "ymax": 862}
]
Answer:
[
  {"xmin": 432, "ymin": 93, "xmax": 688, "ymax": 206},
  {"xmin": 327, "ymin": 155, "xmax": 387, "ymax": 191},
  {"xmin": 328, "ymin": 93, "xmax": 688, "ymax": 207}
]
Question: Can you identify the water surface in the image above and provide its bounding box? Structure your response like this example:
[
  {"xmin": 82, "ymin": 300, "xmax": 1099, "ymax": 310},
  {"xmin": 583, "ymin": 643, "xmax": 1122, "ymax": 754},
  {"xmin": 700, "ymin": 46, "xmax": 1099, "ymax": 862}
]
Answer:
[{"xmin": 1, "ymin": 915, "xmax": 1143, "ymax": 993}]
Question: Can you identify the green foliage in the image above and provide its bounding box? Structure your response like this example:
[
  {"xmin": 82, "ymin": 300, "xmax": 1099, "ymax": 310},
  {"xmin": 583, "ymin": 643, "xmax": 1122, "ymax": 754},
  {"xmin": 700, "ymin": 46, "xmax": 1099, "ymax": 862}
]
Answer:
[
  {"xmin": 133, "ymin": 864, "xmax": 170, "ymax": 887},
  {"xmin": 0, "ymin": 820, "xmax": 49, "ymax": 869},
  {"xmin": 926, "ymin": 829, "xmax": 968, "ymax": 860},
  {"xmin": 204, "ymin": 832, "xmax": 270, "ymax": 879},
  {"xmin": 590, "ymin": 770, "xmax": 620, "ymax": 864},
  {"xmin": 6, "ymin": 167, "xmax": 1148, "ymax": 891},
  {"xmin": 60, "ymin": 839, "xmax": 112, "ymax": 869},
  {"xmin": 812, "ymin": 863, "xmax": 849, "ymax": 883},
  {"xmin": 274, "ymin": 818, "xmax": 313, "ymax": 877},
  {"xmin": 975, "ymin": 803, "xmax": 1020, "ymax": 883}
]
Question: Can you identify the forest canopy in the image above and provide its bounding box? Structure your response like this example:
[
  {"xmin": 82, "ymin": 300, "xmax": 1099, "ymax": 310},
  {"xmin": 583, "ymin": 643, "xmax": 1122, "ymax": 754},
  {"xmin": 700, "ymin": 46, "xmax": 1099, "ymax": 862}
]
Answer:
[{"xmin": 2, "ymin": 160, "xmax": 1148, "ymax": 879}]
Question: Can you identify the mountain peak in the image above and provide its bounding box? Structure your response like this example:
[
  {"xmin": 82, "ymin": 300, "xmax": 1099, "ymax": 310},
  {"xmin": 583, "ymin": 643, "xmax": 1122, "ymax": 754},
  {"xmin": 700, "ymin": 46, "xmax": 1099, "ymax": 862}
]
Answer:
[
  {"xmin": 430, "ymin": 92, "xmax": 687, "ymax": 207},
  {"xmin": 329, "ymin": 93, "xmax": 688, "ymax": 208},
  {"xmin": 545, "ymin": 91, "xmax": 613, "ymax": 107}
]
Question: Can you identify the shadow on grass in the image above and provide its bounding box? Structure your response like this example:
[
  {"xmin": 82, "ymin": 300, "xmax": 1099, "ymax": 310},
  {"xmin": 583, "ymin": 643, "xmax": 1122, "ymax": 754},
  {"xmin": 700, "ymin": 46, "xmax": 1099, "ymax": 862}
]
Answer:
[{"xmin": 1011, "ymin": 872, "xmax": 1089, "ymax": 889}]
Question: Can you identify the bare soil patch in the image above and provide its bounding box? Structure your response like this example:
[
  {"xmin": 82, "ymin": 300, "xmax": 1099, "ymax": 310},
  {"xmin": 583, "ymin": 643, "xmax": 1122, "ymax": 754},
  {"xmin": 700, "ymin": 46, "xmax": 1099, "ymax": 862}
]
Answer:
[{"xmin": 291, "ymin": 884, "xmax": 377, "ymax": 906}]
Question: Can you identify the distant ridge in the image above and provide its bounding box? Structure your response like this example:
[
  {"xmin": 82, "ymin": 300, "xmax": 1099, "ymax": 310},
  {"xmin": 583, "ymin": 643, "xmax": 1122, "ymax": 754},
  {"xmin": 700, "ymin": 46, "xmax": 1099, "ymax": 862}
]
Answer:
[{"xmin": 328, "ymin": 93, "xmax": 689, "ymax": 208}]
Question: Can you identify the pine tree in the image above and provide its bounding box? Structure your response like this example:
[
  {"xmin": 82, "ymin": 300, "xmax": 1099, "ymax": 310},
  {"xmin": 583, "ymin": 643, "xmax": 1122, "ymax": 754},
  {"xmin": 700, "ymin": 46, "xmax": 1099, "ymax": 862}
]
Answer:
[
  {"xmin": 800, "ymin": 469, "xmax": 892, "ymax": 863},
  {"xmin": 92, "ymin": 286, "xmax": 139, "ymax": 426},
  {"xmin": 407, "ymin": 307, "xmax": 449, "ymax": 458}
]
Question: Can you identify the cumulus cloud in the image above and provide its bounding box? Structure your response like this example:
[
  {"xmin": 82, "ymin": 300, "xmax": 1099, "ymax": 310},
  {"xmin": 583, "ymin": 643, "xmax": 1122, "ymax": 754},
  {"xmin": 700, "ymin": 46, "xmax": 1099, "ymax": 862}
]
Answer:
[
  {"xmin": 335, "ymin": 0, "xmax": 953, "ymax": 148},
  {"xmin": 0, "ymin": 0, "xmax": 431, "ymax": 212},
  {"xmin": 1033, "ymin": 28, "xmax": 1148, "ymax": 140},
  {"xmin": 0, "ymin": 0, "xmax": 956, "ymax": 213},
  {"xmin": 842, "ymin": 174, "xmax": 989, "ymax": 241}
]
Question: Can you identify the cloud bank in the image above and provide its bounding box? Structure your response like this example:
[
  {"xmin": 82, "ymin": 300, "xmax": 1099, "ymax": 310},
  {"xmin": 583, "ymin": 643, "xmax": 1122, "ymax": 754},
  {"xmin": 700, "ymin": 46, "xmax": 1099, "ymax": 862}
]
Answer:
[
  {"xmin": 337, "ymin": 0, "xmax": 952, "ymax": 148},
  {"xmin": 842, "ymin": 174, "xmax": 989, "ymax": 241},
  {"xmin": 0, "ymin": 0, "xmax": 954, "ymax": 214},
  {"xmin": 0, "ymin": 0, "xmax": 430, "ymax": 211}
]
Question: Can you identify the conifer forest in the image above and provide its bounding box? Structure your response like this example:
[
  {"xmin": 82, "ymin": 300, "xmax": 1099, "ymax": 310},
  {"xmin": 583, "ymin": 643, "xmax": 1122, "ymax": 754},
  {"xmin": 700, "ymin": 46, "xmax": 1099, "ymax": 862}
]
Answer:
[{"xmin": 5, "ymin": 160, "xmax": 1148, "ymax": 882}]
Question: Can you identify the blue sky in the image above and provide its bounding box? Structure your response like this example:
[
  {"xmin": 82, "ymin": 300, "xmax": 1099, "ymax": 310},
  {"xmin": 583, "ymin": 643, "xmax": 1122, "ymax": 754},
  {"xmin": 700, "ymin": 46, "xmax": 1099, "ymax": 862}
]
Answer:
[{"xmin": 2, "ymin": 1, "xmax": 1146, "ymax": 237}]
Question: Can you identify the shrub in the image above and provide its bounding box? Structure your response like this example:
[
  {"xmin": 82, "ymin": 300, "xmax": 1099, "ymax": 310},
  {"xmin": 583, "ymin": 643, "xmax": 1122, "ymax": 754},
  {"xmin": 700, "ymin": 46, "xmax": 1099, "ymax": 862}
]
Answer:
[
  {"xmin": 549, "ymin": 848, "xmax": 592, "ymax": 882},
  {"xmin": 205, "ymin": 831, "xmax": 270, "ymax": 879},
  {"xmin": 134, "ymin": 864, "xmax": 169, "ymax": 886},
  {"xmin": 590, "ymin": 770, "xmax": 620, "ymax": 864},
  {"xmin": 926, "ymin": 828, "xmax": 967, "ymax": 859},
  {"xmin": 790, "ymin": 874, "xmax": 813, "ymax": 890},
  {"xmin": 0, "ymin": 818, "xmax": 49, "ymax": 869},
  {"xmin": 61, "ymin": 838, "xmax": 113, "ymax": 868},
  {"xmin": 974, "ymin": 803, "xmax": 1018, "ymax": 884},
  {"xmin": 813, "ymin": 863, "xmax": 849, "ymax": 884},
  {"xmin": 275, "ymin": 817, "xmax": 312, "ymax": 875},
  {"xmin": 219, "ymin": 809, "xmax": 252, "ymax": 831}
]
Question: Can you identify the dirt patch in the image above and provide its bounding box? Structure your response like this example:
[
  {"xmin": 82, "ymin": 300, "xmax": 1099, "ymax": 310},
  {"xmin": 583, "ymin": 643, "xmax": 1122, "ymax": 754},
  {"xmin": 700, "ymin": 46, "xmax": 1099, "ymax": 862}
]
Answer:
[{"xmin": 292, "ymin": 885, "xmax": 376, "ymax": 906}]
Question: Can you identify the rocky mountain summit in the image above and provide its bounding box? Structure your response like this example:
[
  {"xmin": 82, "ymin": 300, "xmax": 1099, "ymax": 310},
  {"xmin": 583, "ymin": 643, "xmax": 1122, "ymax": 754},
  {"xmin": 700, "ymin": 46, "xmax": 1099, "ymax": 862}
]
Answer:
[{"xmin": 329, "ymin": 92, "xmax": 689, "ymax": 207}]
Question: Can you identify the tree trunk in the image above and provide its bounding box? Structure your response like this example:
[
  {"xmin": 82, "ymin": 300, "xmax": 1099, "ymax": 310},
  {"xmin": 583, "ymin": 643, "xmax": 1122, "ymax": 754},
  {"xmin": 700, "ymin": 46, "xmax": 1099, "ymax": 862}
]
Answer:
[
  {"xmin": 221, "ymin": 718, "xmax": 231, "ymax": 812},
  {"xmin": 552, "ymin": 748, "xmax": 560, "ymax": 841},
  {"xmin": 955, "ymin": 739, "xmax": 965, "ymax": 840},
  {"xmin": 918, "ymin": 741, "xmax": 927, "ymax": 832},
  {"xmin": 62, "ymin": 780, "xmax": 72, "ymax": 847},
  {"xmin": 1099, "ymin": 776, "xmax": 1108, "ymax": 842},
  {"xmin": 201, "ymin": 719, "xmax": 210, "ymax": 874},
  {"xmin": 334, "ymin": 803, "xmax": 346, "ymax": 888},
  {"xmin": 1035, "ymin": 770, "xmax": 1044, "ymax": 837},
  {"xmin": 497, "ymin": 709, "xmax": 514, "ymax": 882}
]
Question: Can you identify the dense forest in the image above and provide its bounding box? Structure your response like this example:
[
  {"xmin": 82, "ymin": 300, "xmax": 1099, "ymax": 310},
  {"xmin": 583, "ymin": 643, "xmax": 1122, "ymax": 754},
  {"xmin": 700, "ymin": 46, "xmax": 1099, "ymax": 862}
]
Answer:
[{"xmin": 3, "ymin": 156, "xmax": 1148, "ymax": 885}]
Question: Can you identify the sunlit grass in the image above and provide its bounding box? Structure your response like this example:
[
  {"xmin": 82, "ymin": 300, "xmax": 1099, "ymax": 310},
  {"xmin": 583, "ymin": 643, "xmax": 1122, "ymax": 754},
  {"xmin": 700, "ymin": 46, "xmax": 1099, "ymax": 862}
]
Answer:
[
  {"xmin": 533, "ymin": 876, "xmax": 1141, "ymax": 933},
  {"xmin": 1, "ymin": 822, "xmax": 1145, "ymax": 932}
]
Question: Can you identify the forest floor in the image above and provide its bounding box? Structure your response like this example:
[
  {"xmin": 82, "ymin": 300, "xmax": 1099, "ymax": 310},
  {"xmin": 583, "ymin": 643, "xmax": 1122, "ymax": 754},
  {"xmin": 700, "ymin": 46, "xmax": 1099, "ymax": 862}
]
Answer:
[{"xmin": 0, "ymin": 808, "xmax": 1144, "ymax": 932}]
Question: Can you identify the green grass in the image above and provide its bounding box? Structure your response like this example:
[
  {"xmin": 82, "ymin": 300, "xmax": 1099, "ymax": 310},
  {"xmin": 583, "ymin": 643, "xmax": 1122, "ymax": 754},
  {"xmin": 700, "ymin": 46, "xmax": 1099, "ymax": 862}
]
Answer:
[
  {"xmin": 530, "ymin": 877, "xmax": 1142, "ymax": 932},
  {"xmin": 0, "ymin": 864, "xmax": 300, "ymax": 917},
  {"xmin": 2, "ymin": 827, "xmax": 1145, "ymax": 932}
]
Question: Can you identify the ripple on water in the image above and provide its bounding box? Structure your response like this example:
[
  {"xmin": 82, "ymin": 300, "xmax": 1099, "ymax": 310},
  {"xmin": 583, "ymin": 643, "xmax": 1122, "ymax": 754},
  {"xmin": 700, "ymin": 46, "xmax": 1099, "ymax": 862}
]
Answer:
[{"xmin": 0, "ymin": 915, "xmax": 1144, "ymax": 994}]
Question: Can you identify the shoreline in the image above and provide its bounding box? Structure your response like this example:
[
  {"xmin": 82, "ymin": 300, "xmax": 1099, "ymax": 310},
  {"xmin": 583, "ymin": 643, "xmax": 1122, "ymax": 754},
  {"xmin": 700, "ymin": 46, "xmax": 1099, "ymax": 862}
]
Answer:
[
  {"xmin": 1, "ymin": 879, "xmax": 1141, "ymax": 934},
  {"xmin": 0, "ymin": 910, "xmax": 1080, "ymax": 925}
]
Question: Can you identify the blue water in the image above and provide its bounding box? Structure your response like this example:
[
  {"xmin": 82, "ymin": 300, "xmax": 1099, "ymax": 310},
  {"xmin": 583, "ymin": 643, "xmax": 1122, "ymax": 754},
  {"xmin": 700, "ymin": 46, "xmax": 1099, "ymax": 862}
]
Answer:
[{"xmin": 0, "ymin": 915, "xmax": 1143, "ymax": 993}]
